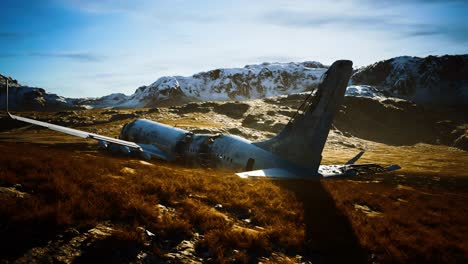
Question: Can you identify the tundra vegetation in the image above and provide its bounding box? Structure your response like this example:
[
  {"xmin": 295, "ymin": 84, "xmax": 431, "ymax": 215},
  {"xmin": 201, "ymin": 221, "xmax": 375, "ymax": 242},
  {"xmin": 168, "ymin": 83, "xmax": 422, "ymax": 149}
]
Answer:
[{"xmin": 0, "ymin": 99, "xmax": 467, "ymax": 263}]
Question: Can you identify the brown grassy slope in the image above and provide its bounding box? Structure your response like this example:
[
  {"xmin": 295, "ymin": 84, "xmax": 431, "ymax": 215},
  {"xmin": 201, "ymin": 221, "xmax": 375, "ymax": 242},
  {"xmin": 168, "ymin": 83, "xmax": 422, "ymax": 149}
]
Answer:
[
  {"xmin": 0, "ymin": 142, "xmax": 308, "ymax": 263},
  {"xmin": 1, "ymin": 108, "xmax": 468, "ymax": 263},
  {"xmin": 1, "ymin": 141, "xmax": 467, "ymax": 263},
  {"xmin": 324, "ymin": 174, "xmax": 468, "ymax": 263}
]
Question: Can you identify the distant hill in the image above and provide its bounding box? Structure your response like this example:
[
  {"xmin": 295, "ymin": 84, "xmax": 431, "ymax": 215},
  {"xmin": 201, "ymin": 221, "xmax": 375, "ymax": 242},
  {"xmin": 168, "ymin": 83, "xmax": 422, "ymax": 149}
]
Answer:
[
  {"xmin": 1, "ymin": 55, "xmax": 467, "ymax": 110},
  {"xmin": 0, "ymin": 74, "xmax": 80, "ymax": 111},
  {"xmin": 351, "ymin": 55, "xmax": 468, "ymax": 104}
]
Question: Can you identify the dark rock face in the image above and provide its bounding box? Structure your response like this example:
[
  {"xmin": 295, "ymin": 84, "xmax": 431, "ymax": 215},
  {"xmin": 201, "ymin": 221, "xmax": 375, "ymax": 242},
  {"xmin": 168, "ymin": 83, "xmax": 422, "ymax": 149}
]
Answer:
[
  {"xmin": 109, "ymin": 113, "xmax": 137, "ymax": 122},
  {"xmin": 171, "ymin": 102, "xmax": 213, "ymax": 114},
  {"xmin": 213, "ymin": 103, "xmax": 250, "ymax": 119},
  {"xmin": 0, "ymin": 74, "xmax": 20, "ymax": 88},
  {"xmin": 334, "ymin": 97, "xmax": 432, "ymax": 145},
  {"xmin": 334, "ymin": 96, "xmax": 468, "ymax": 150},
  {"xmin": 352, "ymin": 55, "xmax": 468, "ymax": 104},
  {"xmin": 263, "ymin": 92, "xmax": 468, "ymax": 151}
]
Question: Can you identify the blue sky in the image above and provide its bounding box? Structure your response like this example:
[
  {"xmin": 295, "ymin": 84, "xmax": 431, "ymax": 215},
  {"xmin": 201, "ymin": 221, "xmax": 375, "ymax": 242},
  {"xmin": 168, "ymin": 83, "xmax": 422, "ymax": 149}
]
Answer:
[{"xmin": 1, "ymin": 0, "xmax": 467, "ymax": 97}]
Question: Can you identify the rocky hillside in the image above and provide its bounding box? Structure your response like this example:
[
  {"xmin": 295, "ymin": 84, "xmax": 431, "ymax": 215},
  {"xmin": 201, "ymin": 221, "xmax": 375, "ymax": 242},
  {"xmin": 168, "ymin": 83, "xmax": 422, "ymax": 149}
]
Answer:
[
  {"xmin": 82, "ymin": 61, "xmax": 328, "ymax": 108},
  {"xmin": 0, "ymin": 74, "xmax": 79, "ymax": 111},
  {"xmin": 351, "ymin": 55, "xmax": 468, "ymax": 104}
]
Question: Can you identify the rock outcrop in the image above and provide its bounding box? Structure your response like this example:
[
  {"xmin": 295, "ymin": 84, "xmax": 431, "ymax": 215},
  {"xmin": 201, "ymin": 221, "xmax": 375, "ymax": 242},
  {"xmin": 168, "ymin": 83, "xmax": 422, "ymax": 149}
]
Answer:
[
  {"xmin": 0, "ymin": 74, "xmax": 79, "ymax": 111},
  {"xmin": 351, "ymin": 55, "xmax": 468, "ymax": 104}
]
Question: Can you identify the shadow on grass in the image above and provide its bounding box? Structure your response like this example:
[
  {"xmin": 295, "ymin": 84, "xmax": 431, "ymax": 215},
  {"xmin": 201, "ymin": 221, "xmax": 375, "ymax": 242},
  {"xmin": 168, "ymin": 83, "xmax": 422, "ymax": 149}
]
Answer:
[
  {"xmin": 277, "ymin": 180, "xmax": 367, "ymax": 264},
  {"xmin": 0, "ymin": 223, "xmax": 61, "ymax": 261},
  {"xmin": 73, "ymin": 235, "xmax": 142, "ymax": 264}
]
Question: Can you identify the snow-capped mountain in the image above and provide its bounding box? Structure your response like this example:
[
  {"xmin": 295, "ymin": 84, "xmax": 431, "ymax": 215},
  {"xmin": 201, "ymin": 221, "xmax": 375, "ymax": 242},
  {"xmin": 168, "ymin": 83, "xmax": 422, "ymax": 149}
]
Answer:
[
  {"xmin": 351, "ymin": 55, "xmax": 468, "ymax": 104},
  {"xmin": 85, "ymin": 61, "xmax": 328, "ymax": 108}
]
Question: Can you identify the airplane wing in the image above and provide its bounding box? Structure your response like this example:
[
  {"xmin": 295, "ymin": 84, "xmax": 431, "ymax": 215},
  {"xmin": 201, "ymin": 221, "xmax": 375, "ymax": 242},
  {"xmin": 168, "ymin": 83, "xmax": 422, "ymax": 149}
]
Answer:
[
  {"xmin": 8, "ymin": 113, "xmax": 174, "ymax": 161},
  {"xmin": 8, "ymin": 113, "xmax": 142, "ymax": 150}
]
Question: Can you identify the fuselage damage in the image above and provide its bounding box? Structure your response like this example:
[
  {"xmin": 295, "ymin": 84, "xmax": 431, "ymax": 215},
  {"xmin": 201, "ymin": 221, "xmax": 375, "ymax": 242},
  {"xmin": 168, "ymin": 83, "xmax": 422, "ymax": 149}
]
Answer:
[{"xmin": 119, "ymin": 119, "xmax": 297, "ymax": 172}]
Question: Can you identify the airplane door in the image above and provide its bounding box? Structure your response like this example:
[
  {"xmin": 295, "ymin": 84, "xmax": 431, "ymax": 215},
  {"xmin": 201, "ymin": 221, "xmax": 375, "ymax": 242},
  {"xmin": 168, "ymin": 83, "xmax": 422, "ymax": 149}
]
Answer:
[{"xmin": 245, "ymin": 158, "xmax": 255, "ymax": 171}]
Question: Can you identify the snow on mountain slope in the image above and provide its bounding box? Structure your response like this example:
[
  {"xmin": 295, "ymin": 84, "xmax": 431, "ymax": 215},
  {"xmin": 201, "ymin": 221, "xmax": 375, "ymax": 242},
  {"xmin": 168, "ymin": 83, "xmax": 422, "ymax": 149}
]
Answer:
[
  {"xmin": 77, "ymin": 93, "xmax": 130, "ymax": 109},
  {"xmin": 93, "ymin": 61, "xmax": 328, "ymax": 108},
  {"xmin": 351, "ymin": 55, "xmax": 468, "ymax": 104},
  {"xmin": 345, "ymin": 85, "xmax": 388, "ymax": 99}
]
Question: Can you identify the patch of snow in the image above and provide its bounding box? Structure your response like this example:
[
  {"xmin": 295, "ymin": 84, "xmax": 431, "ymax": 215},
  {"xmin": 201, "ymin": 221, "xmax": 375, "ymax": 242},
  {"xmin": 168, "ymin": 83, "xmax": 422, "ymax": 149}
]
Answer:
[{"xmin": 345, "ymin": 85, "xmax": 387, "ymax": 99}]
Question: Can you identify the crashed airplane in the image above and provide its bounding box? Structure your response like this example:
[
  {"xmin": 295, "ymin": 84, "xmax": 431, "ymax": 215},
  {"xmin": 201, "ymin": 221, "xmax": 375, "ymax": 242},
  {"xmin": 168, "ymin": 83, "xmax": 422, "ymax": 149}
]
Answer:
[{"xmin": 5, "ymin": 60, "xmax": 400, "ymax": 179}]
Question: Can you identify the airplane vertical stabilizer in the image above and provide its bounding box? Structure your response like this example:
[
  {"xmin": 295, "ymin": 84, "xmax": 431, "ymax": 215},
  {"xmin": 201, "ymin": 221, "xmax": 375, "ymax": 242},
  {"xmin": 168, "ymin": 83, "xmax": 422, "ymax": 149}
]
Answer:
[{"xmin": 254, "ymin": 60, "xmax": 353, "ymax": 174}]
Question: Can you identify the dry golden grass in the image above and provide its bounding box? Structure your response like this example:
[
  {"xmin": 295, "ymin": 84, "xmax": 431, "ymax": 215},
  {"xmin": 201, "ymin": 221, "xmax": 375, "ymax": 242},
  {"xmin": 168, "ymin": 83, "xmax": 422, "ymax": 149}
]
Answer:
[
  {"xmin": 323, "ymin": 174, "xmax": 468, "ymax": 263},
  {"xmin": 322, "ymin": 142, "xmax": 468, "ymax": 177},
  {"xmin": 0, "ymin": 142, "xmax": 305, "ymax": 262},
  {"xmin": 1, "ymin": 109, "xmax": 468, "ymax": 263}
]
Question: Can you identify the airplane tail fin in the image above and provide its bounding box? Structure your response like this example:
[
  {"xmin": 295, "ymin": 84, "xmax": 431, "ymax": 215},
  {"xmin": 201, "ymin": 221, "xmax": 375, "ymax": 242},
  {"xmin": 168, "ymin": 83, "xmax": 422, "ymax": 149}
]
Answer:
[{"xmin": 254, "ymin": 60, "xmax": 353, "ymax": 173}]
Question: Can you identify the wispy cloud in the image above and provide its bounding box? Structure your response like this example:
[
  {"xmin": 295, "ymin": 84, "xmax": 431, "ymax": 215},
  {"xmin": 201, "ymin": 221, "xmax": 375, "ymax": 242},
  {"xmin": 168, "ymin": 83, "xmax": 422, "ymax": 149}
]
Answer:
[
  {"xmin": 29, "ymin": 52, "xmax": 105, "ymax": 62},
  {"xmin": 0, "ymin": 51, "xmax": 106, "ymax": 62},
  {"xmin": 405, "ymin": 24, "xmax": 468, "ymax": 43},
  {"xmin": 64, "ymin": 0, "xmax": 141, "ymax": 14},
  {"xmin": 263, "ymin": 11, "xmax": 393, "ymax": 29},
  {"xmin": 262, "ymin": 8, "xmax": 468, "ymax": 43}
]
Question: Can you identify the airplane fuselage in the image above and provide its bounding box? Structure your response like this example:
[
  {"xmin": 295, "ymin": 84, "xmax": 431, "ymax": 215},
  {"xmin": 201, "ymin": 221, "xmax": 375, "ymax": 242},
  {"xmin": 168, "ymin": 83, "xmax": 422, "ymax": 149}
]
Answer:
[{"xmin": 119, "ymin": 119, "xmax": 301, "ymax": 173}]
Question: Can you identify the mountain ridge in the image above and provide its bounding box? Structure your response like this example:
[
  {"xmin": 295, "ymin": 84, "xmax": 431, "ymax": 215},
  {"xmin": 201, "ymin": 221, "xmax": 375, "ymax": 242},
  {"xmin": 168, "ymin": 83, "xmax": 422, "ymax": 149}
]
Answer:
[{"xmin": 1, "ymin": 55, "xmax": 467, "ymax": 110}]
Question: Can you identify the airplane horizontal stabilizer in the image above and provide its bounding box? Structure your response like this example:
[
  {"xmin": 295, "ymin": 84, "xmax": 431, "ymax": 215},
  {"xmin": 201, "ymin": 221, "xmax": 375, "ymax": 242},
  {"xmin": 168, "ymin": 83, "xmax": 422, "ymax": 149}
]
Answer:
[
  {"xmin": 386, "ymin": 164, "xmax": 401, "ymax": 171},
  {"xmin": 346, "ymin": 151, "xmax": 365, "ymax": 165},
  {"xmin": 236, "ymin": 168, "xmax": 300, "ymax": 179}
]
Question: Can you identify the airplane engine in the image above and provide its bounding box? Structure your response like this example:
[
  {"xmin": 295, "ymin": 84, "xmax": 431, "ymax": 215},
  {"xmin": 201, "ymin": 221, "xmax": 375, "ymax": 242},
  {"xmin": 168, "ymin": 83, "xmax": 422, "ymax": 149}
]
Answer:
[
  {"xmin": 120, "ymin": 119, "xmax": 188, "ymax": 156},
  {"xmin": 139, "ymin": 151, "xmax": 152, "ymax": 160},
  {"xmin": 107, "ymin": 143, "xmax": 132, "ymax": 155},
  {"xmin": 97, "ymin": 140, "xmax": 108, "ymax": 149}
]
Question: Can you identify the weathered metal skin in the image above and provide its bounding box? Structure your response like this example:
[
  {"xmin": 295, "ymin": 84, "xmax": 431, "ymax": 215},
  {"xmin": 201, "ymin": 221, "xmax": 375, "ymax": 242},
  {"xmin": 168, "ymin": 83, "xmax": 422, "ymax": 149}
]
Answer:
[
  {"xmin": 120, "ymin": 119, "xmax": 187, "ymax": 156},
  {"xmin": 118, "ymin": 119, "xmax": 299, "ymax": 173},
  {"xmin": 208, "ymin": 135, "xmax": 294, "ymax": 171}
]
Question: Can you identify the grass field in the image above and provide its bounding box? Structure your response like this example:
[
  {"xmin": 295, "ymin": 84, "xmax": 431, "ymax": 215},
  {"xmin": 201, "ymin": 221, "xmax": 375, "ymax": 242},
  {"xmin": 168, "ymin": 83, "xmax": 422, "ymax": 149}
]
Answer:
[{"xmin": 0, "ymin": 110, "xmax": 467, "ymax": 263}]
